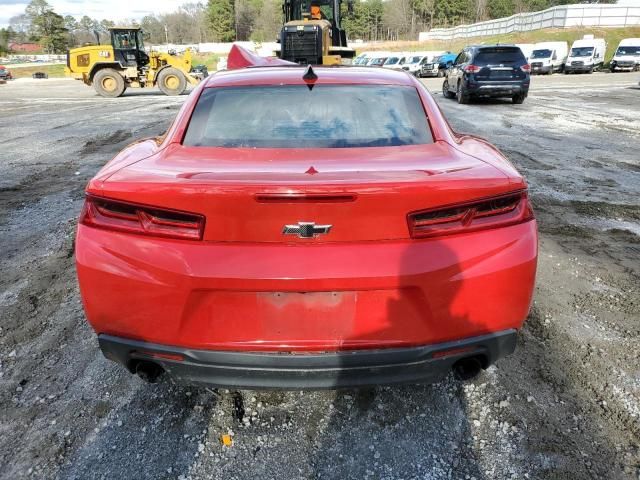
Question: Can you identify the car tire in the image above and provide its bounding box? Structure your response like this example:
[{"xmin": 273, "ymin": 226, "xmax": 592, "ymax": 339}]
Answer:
[
  {"xmin": 93, "ymin": 68, "xmax": 126, "ymax": 98},
  {"xmin": 158, "ymin": 68, "xmax": 187, "ymax": 96},
  {"xmin": 456, "ymin": 81, "xmax": 469, "ymax": 104},
  {"xmin": 512, "ymin": 93, "xmax": 526, "ymax": 104},
  {"xmin": 442, "ymin": 79, "xmax": 455, "ymax": 99}
]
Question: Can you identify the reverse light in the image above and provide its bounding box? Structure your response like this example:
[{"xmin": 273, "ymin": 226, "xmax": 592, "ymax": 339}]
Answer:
[
  {"xmin": 408, "ymin": 190, "xmax": 534, "ymax": 239},
  {"xmin": 463, "ymin": 64, "xmax": 481, "ymax": 73},
  {"xmin": 80, "ymin": 195, "xmax": 205, "ymax": 240},
  {"xmin": 520, "ymin": 64, "xmax": 531, "ymax": 72}
]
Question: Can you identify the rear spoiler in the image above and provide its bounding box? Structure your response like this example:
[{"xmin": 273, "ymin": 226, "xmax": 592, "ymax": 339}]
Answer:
[{"xmin": 227, "ymin": 44, "xmax": 296, "ymax": 70}]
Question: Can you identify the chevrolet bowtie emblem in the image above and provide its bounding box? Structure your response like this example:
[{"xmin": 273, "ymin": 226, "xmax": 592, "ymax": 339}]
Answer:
[{"xmin": 282, "ymin": 221, "xmax": 332, "ymax": 239}]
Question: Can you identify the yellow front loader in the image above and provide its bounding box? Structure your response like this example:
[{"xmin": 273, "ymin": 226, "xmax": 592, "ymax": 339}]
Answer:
[{"xmin": 65, "ymin": 27, "xmax": 200, "ymax": 97}]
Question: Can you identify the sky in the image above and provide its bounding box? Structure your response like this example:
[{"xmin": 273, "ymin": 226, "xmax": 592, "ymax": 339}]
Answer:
[{"xmin": 0, "ymin": 0, "xmax": 181, "ymax": 28}]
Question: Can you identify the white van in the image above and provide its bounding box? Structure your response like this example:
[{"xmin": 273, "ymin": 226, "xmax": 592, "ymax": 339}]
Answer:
[
  {"xmin": 383, "ymin": 54, "xmax": 410, "ymax": 70},
  {"xmin": 401, "ymin": 51, "xmax": 444, "ymax": 76},
  {"xmin": 515, "ymin": 44, "xmax": 535, "ymax": 62},
  {"xmin": 366, "ymin": 52, "xmax": 392, "ymax": 67},
  {"xmin": 401, "ymin": 53, "xmax": 426, "ymax": 75},
  {"xmin": 610, "ymin": 38, "xmax": 640, "ymax": 72},
  {"xmin": 529, "ymin": 41, "xmax": 568, "ymax": 74},
  {"xmin": 353, "ymin": 53, "xmax": 368, "ymax": 65},
  {"xmin": 564, "ymin": 36, "xmax": 606, "ymax": 74}
]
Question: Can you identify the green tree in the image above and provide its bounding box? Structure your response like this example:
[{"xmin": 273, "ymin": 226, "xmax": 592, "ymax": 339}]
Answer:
[
  {"xmin": 34, "ymin": 11, "xmax": 68, "ymax": 52},
  {"xmin": 487, "ymin": 0, "xmax": 515, "ymax": 18},
  {"xmin": 0, "ymin": 28, "xmax": 14, "ymax": 55},
  {"xmin": 99, "ymin": 19, "xmax": 115, "ymax": 31},
  {"xmin": 207, "ymin": 0, "xmax": 235, "ymax": 41},
  {"xmin": 23, "ymin": 0, "xmax": 68, "ymax": 52}
]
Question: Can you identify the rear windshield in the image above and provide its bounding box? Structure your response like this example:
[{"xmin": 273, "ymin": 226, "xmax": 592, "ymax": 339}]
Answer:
[
  {"xmin": 183, "ymin": 85, "xmax": 433, "ymax": 148},
  {"xmin": 474, "ymin": 47, "xmax": 526, "ymax": 65}
]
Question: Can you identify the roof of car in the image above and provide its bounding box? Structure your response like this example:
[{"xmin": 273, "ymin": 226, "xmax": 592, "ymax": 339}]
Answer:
[
  {"xmin": 204, "ymin": 66, "xmax": 417, "ymax": 88},
  {"xmin": 466, "ymin": 44, "xmax": 518, "ymax": 50}
]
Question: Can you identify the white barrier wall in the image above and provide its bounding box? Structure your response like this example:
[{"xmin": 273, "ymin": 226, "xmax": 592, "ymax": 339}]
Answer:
[
  {"xmin": 419, "ymin": 4, "xmax": 640, "ymax": 41},
  {"xmin": 150, "ymin": 41, "xmax": 280, "ymax": 57},
  {"xmin": 6, "ymin": 54, "xmax": 66, "ymax": 62}
]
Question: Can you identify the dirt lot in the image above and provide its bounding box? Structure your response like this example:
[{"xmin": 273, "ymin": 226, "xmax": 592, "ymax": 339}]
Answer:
[{"xmin": 1, "ymin": 73, "xmax": 639, "ymax": 480}]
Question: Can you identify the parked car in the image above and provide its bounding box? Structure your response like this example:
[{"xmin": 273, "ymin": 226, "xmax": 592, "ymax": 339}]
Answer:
[
  {"xmin": 564, "ymin": 35, "xmax": 606, "ymax": 74},
  {"xmin": 75, "ymin": 46, "xmax": 537, "ymax": 389},
  {"xmin": 420, "ymin": 52, "xmax": 456, "ymax": 77},
  {"xmin": 367, "ymin": 54, "xmax": 390, "ymax": 67},
  {"xmin": 529, "ymin": 41, "xmax": 568, "ymax": 74},
  {"xmin": 442, "ymin": 45, "xmax": 530, "ymax": 104},
  {"xmin": 190, "ymin": 64, "xmax": 209, "ymax": 80},
  {"xmin": 0, "ymin": 65, "xmax": 13, "ymax": 81},
  {"xmin": 353, "ymin": 52, "xmax": 372, "ymax": 65},
  {"xmin": 610, "ymin": 38, "xmax": 640, "ymax": 72}
]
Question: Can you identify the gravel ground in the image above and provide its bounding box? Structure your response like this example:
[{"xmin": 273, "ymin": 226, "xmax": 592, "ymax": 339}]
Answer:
[{"xmin": 0, "ymin": 73, "xmax": 639, "ymax": 480}]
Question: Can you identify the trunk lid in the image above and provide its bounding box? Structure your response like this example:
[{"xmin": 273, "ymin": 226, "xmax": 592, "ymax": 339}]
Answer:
[{"xmin": 99, "ymin": 142, "xmax": 514, "ymax": 243}]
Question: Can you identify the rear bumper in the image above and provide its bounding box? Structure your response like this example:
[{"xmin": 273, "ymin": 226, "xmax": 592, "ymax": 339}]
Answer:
[
  {"xmin": 466, "ymin": 81, "xmax": 528, "ymax": 97},
  {"xmin": 76, "ymin": 220, "xmax": 537, "ymax": 352},
  {"xmin": 99, "ymin": 329, "xmax": 517, "ymax": 389},
  {"xmin": 531, "ymin": 65, "xmax": 552, "ymax": 74}
]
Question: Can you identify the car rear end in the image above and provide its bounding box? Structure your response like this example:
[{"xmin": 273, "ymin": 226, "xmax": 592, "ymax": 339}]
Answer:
[
  {"xmin": 464, "ymin": 46, "xmax": 530, "ymax": 99},
  {"xmin": 76, "ymin": 68, "xmax": 538, "ymax": 389}
]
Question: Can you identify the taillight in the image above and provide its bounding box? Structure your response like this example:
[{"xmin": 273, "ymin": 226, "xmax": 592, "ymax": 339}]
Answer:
[
  {"xmin": 464, "ymin": 64, "xmax": 481, "ymax": 73},
  {"xmin": 80, "ymin": 195, "xmax": 205, "ymax": 240},
  {"xmin": 408, "ymin": 191, "xmax": 534, "ymax": 239},
  {"xmin": 520, "ymin": 64, "xmax": 531, "ymax": 72}
]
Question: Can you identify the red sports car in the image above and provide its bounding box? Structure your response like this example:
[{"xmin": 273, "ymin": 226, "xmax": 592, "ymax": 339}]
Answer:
[{"xmin": 76, "ymin": 49, "xmax": 537, "ymax": 389}]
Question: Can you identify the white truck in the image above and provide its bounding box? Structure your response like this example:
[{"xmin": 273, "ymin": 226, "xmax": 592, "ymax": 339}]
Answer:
[
  {"xmin": 400, "ymin": 53, "xmax": 427, "ymax": 75},
  {"xmin": 383, "ymin": 53, "xmax": 410, "ymax": 70},
  {"xmin": 401, "ymin": 51, "xmax": 444, "ymax": 76},
  {"xmin": 564, "ymin": 35, "xmax": 606, "ymax": 74},
  {"xmin": 515, "ymin": 43, "xmax": 535, "ymax": 62},
  {"xmin": 529, "ymin": 41, "xmax": 568, "ymax": 75},
  {"xmin": 610, "ymin": 38, "xmax": 640, "ymax": 72}
]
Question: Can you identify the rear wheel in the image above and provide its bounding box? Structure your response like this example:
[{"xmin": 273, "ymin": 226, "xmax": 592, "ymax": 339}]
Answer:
[
  {"xmin": 157, "ymin": 68, "xmax": 187, "ymax": 96},
  {"xmin": 456, "ymin": 81, "xmax": 469, "ymax": 104},
  {"xmin": 93, "ymin": 68, "xmax": 125, "ymax": 98},
  {"xmin": 442, "ymin": 79, "xmax": 455, "ymax": 99},
  {"xmin": 512, "ymin": 93, "xmax": 526, "ymax": 104}
]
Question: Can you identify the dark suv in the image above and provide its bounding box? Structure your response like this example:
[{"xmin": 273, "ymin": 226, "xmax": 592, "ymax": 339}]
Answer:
[{"xmin": 442, "ymin": 45, "xmax": 530, "ymax": 104}]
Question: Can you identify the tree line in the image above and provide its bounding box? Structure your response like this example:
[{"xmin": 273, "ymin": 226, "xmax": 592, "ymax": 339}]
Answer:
[{"xmin": 1, "ymin": 0, "xmax": 615, "ymax": 55}]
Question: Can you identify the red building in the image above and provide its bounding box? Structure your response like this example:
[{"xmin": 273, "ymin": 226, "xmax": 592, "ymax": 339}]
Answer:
[{"xmin": 8, "ymin": 42, "xmax": 41, "ymax": 53}]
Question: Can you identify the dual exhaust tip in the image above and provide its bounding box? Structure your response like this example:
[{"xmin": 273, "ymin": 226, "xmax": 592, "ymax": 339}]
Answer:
[{"xmin": 132, "ymin": 356, "xmax": 485, "ymax": 385}]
